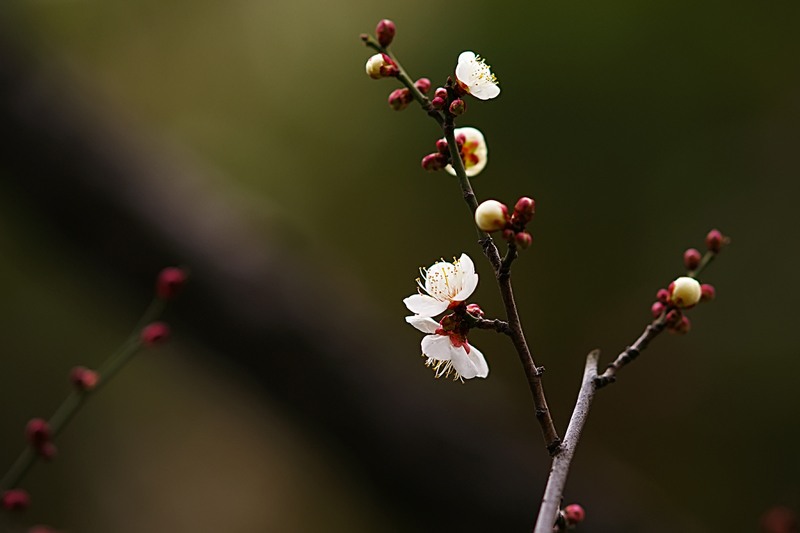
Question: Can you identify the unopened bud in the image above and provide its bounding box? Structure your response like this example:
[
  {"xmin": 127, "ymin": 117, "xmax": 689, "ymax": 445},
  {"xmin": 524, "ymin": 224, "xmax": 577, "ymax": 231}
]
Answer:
[
  {"xmin": 502, "ymin": 228, "xmax": 515, "ymax": 242},
  {"xmin": 705, "ymin": 229, "xmax": 725, "ymax": 253},
  {"xmin": 656, "ymin": 288, "xmax": 670, "ymax": 304},
  {"xmin": 700, "ymin": 284, "xmax": 716, "ymax": 302},
  {"xmin": 366, "ymin": 54, "xmax": 392, "ymax": 80},
  {"xmin": 564, "ymin": 504, "xmax": 585, "ymax": 526},
  {"xmin": 70, "ymin": 366, "xmax": 99, "ymax": 392},
  {"xmin": 449, "ymin": 98, "xmax": 466, "ymax": 116},
  {"xmin": 37, "ymin": 442, "xmax": 58, "ymax": 462},
  {"xmin": 434, "ymin": 88, "xmax": 448, "ymax": 100},
  {"xmin": 156, "ymin": 267, "xmax": 188, "ymax": 300},
  {"xmin": 665, "ymin": 309, "xmax": 682, "ymax": 327},
  {"xmin": 436, "ymin": 139, "xmax": 449, "ymax": 154},
  {"xmin": 683, "ymin": 248, "xmax": 701, "ymax": 271},
  {"xmin": 466, "ymin": 304, "xmax": 484, "ymax": 318},
  {"xmin": 388, "ymin": 88, "xmax": 412, "ymax": 111},
  {"xmin": 375, "ymin": 19, "xmax": 396, "ymax": 47},
  {"xmin": 513, "ymin": 197, "xmax": 535, "ymax": 224},
  {"xmin": 670, "ymin": 315, "xmax": 691, "ymax": 335},
  {"xmin": 421, "ymin": 153, "xmax": 447, "ymax": 172},
  {"xmin": 26, "ymin": 419, "xmax": 51, "ymax": 447},
  {"xmin": 455, "ymin": 134, "xmax": 466, "ymax": 151},
  {"xmin": 514, "ymin": 231, "xmax": 533, "ymax": 249},
  {"xmin": 141, "ymin": 322, "xmax": 170, "ymax": 346},
  {"xmin": 439, "ymin": 314, "xmax": 456, "ymax": 331},
  {"xmin": 431, "ymin": 97, "xmax": 446, "ymax": 110},
  {"xmin": 414, "ymin": 78, "xmax": 431, "ymax": 94},
  {"xmin": 2, "ymin": 489, "xmax": 30, "ymax": 512},
  {"xmin": 651, "ymin": 301, "xmax": 666, "ymax": 318},
  {"xmin": 474, "ymin": 200, "xmax": 509, "ymax": 232},
  {"xmin": 669, "ymin": 276, "xmax": 702, "ymax": 308}
]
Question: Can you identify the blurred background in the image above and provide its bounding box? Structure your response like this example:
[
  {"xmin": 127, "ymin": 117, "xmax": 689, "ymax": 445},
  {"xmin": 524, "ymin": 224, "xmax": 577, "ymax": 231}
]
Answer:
[{"xmin": 0, "ymin": 0, "xmax": 798, "ymax": 531}]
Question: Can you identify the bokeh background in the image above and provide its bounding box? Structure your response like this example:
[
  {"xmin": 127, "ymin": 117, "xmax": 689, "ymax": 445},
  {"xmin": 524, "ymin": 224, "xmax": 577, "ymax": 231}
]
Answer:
[{"xmin": 1, "ymin": 0, "xmax": 798, "ymax": 531}]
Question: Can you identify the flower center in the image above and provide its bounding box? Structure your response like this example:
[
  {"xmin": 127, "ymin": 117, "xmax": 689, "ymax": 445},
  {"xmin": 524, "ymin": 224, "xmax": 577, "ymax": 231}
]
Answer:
[
  {"xmin": 418, "ymin": 259, "xmax": 464, "ymax": 302},
  {"xmin": 469, "ymin": 55, "xmax": 498, "ymax": 86}
]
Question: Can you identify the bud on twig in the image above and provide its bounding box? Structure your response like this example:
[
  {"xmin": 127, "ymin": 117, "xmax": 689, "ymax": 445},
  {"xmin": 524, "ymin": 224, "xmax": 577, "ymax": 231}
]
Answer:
[
  {"xmin": 366, "ymin": 53, "xmax": 395, "ymax": 80},
  {"xmin": 421, "ymin": 153, "xmax": 447, "ymax": 172},
  {"xmin": 669, "ymin": 276, "xmax": 702, "ymax": 308},
  {"xmin": 513, "ymin": 197, "xmax": 535, "ymax": 224},
  {"xmin": 700, "ymin": 284, "xmax": 716, "ymax": 302},
  {"xmin": 706, "ymin": 228, "xmax": 726, "ymax": 253},
  {"xmin": 656, "ymin": 288, "xmax": 670, "ymax": 304},
  {"xmin": 70, "ymin": 366, "xmax": 99, "ymax": 392},
  {"xmin": 376, "ymin": 19, "xmax": 396, "ymax": 47},
  {"xmin": 26, "ymin": 419, "xmax": 51, "ymax": 447},
  {"xmin": 564, "ymin": 504, "xmax": 585, "ymax": 526},
  {"xmin": 683, "ymin": 248, "xmax": 701, "ymax": 271},
  {"xmin": 449, "ymin": 98, "xmax": 466, "ymax": 116},
  {"xmin": 414, "ymin": 78, "xmax": 431, "ymax": 94},
  {"xmin": 651, "ymin": 301, "xmax": 666, "ymax": 318},
  {"xmin": 156, "ymin": 267, "xmax": 188, "ymax": 300},
  {"xmin": 37, "ymin": 442, "xmax": 58, "ymax": 462},
  {"xmin": 431, "ymin": 96, "xmax": 446, "ymax": 110},
  {"xmin": 141, "ymin": 322, "xmax": 170, "ymax": 346},
  {"xmin": 514, "ymin": 231, "xmax": 533, "ymax": 249},
  {"xmin": 474, "ymin": 200, "xmax": 509, "ymax": 232},
  {"xmin": 2, "ymin": 489, "xmax": 30, "ymax": 512},
  {"xmin": 388, "ymin": 88, "xmax": 412, "ymax": 111},
  {"xmin": 436, "ymin": 139, "xmax": 449, "ymax": 154},
  {"xmin": 669, "ymin": 316, "xmax": 691, "ymax": 335}
]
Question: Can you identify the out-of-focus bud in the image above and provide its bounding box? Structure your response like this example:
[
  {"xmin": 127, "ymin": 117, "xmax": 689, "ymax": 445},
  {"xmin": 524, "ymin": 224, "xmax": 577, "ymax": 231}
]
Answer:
[
  {"xmin": 502, "ymin": 228, "xmax": 515, "ymax": 242},
  {"xmin": 2, "ymin": 489, "xmax": 30, "ymax": 512},
  {"xmin": 434, "ymin": 87, "xmax": 448, "ymax": 100},
  {"xmin": 700, "ymin": 284, "xmax": 716, "ymax": 302},
  {"xmin": 26, "ymin": 419, "xmax": 51, "ymax": 447},
  {"xmin": 414, "ymin": 78, "xmax": 431, "ymax": 94},
  {"xmin": 706, "ymin": 229, "xmax": 726, "ymax": 253},
  {"xmin": 474, "ymin": 200, "xmax": 509, "ymax": 232},
  {"xmin": 366, "ymin": 54, "xmax": 392, "ymax": 79},
  {"xmin": 421, "ymin": 153, "xmax": 448, "ymax": 172},
  {"xmin": 376, "ymin": 19, "xmax": 396, "ymax": 47},
  {"xmin": 436, "ymin": 139, "xmax": 449, "ymax": 154},
  {"xmin": 70, "ymin": 366, "xmax": 99, "ymax": 392},
  {"xmin": 670, "ymin": 315, "xmax": 691, "ymax": 335},
  {"xmin": 651, "ymin": 301, "xmax": 666, "ymax": 318},
  {"xmin": 156, "ymin": 267, "xmax": 188, "ymax": 300},
  {"xmin": 514, "ymin": 231, "xmax": 533, "ymax": 249},
  {"xmin": 759, "ymin": 505, "xmax": 798, "ymax": 533},
  {"xmin": 513, "ymin": 197, "xmax": 535, "ymax": 224},
  {"xmin": 449, "ymin": 98, "xmax": 466, "ymax": 116},
  {"xmin": 466, "ymin": 304, "xmax": 484, "ymax": 318},
  {"xmin": 656, "ymin": 288, "xmax": 670, "ymax": 304},
  {"xmin": 37, "ymin": 442, "xmax": 58, "ymax": 462},
  {"xmin": 141, "ymin": 322, "xmax": 170, "ymax": 347},
  {"xmin": 564, "ymin": 504, "xmax": 585, "ymax": 526},
  {"xmin": 665, "ymin": 309, "xmax": 682, "ymax": 327},
  {"xmin": 683, "ymin": 248, "xmax": 701, "ymax": 271},
  {"xmin": 455, "ymin": 134, "xmax": 466, "ymax": 151},
  {"xmin": 669, "ymin": 276, "xmax": 702, "ymax": 308},
  {"xmin": 431, "ymin": 97, "xmax": 446, "ymax": 110},
  {"xmin": 388, "ymin": 88, "xmax": 413, "ymax": 111}
]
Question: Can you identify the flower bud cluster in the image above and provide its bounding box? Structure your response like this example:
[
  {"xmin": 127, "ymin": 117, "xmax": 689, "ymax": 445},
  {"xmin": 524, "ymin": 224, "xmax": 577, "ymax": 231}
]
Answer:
[
  {"xmin": 474, "ymin": 197, "xmax": 535, "ymax": 249},
  {"xmin": 365, "ymin": 53, "xmax": 398, "ymax": 80},
  {"xmin": 25, "ymin": 418, "xmax": 57, "ymax": 462}
]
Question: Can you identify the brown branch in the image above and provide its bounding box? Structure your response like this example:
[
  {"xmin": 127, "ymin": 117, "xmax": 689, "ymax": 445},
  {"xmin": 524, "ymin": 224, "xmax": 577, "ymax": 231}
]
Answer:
[
  {"xmin": 594, "ymin": 312, "xmax": 668, "ymax": 388},
  {"xmin": 472, "ymin": 317, "xmax": 511, "ymax": 334}
]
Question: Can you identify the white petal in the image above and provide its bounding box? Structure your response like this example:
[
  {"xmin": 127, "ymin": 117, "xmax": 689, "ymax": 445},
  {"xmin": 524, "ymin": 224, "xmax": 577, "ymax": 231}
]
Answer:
[
  {"xmin": 421, "ymin": 334, "xmax": 453, "ymax": 361},
  {"xmin": 403, "ymin": 294, "xmax": 449, "ymax": 317},
  {"xmin": 405, "ymin": 315, "xmax": 440, "ymax": 334},
  {"xmin": 450, "ymin": 343, "xmax": 489, "ymax": 379},
  {"xmin": 470, "ymin": 83, "xmax": 500, "ymax": 101},
  {"xmin": 445, "ymin": 164, "xmax": 457, "ymax": 176},
  {"xmin": 455, "ymin": 51, "xmax": 476, "ymax": 84},
  {"xmin": 453, "ymin": 254, "xmax": 478, "ymax": 301}
]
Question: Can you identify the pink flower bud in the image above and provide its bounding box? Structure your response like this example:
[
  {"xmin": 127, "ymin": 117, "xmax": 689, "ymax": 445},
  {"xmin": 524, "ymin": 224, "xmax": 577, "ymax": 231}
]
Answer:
[
  {"xmin": 436, "ymin": 139, "xmax": 449, "ymax": 154},
  {"xmin": 513, "ymin": 197, "xmax": 535, "ymax": 224},
  {"xmin": 421, "ymin": 153, "xmax": 447, "ymax": 172},
  {"xmin": 37, "ymin": 442, "xmax": 58, "ymax": 462},
  {"xmin": 705, "ymin": 229, "xmax": 725, "ymax": 253},
  {"xmin": 564, "ymin": 504, "xmax": 585, "ymax": 526},
  {"xmin": 669, "ymin": 315, "xmax": 691, "ymax": 335},
  {"xmin": 501, "ymin": 228, "xmax": 515, "ymax": 242},
  {"xmin": 449, "ymin": 98, "xmax": 466, "ymax": 116},
  {"xmin": 434, "ymin": 88, "xmax": 448, "ymax": 100},
  {"xmin": 388, "ymin": 88, "xmax": 412, "ymax": 111},
  {"xmin": 651, "ymin": 301, "xmax": 666, "ymax": 318},
  {"xmin": 376, "ymin": 19, "xmax": 396, "ymax": 47},
  {"xmin": 141, "ymin": 322, "xmax": 170, "ymax": 346},
  {"xmin": 665, "ymin": 309, "xmax": 682, "ymax": 327},
  {"xmin": 514, "ymin": 231, "xmax": 533, "ymax": 249},
  {"xmin": 656, "ymin": 288, "xmax": 670, "ymax": 304},
  {"xmin": 466, "ymin": 304, "xmax": 484, "ymax": 318},
  {"xmin": 431, "ymin": 97, "xmax": 446, "ymax": 110},
  {"xmin": 700, "ymin": 284, "xmax": 716, "ymax": 302},
  {"xmin": 474, "ymin": 200, "xmax": 509, "ymax": 232},
  {"xmin": 2, "ymin": 489, "xmax": 30, "ymax": 512},
  {"xmin": 455, "ymin": 134, "xmax": 466, "ymax": 151},
  {"xmin": 414, "ymin": 78, "xmax": 431, "ymax": 94},
  {"xmin": 156, "ymin": 267, "xmax": 188, "ymax": 300},
  {"xmin": 70, "ymin": 366, "xmax": 99, "ymax": 392},
  {"xmin": 26, "ymin": 418, "xmax": 51, "ymax": 447},
  {"xmin": 683, "ymin": 248, "xmax": 701, "ymax": 271}
]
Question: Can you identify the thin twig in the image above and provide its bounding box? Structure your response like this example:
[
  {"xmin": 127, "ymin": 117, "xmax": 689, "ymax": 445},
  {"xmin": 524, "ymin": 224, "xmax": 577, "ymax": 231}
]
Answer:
[{"xmin": 594, "ymin": 313, "xmax": 667, "ymax": 388}]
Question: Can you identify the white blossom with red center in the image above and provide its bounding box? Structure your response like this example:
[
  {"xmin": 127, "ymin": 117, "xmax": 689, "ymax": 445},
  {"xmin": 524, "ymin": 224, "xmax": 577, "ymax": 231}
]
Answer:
[
  {"xmin": 403, "ymin": 254, "xmax": 479, "ymax": 317},
  {"xmin": 405, "ymin": 315, "xmax": 489, "ymax": 380},
  {"xmin": 445, "ymin": 127, "xmax": 488, "ymax": 177},
  {"xmin": 454, "ymin": 51, "xmax": 500, "ymax": 100}
]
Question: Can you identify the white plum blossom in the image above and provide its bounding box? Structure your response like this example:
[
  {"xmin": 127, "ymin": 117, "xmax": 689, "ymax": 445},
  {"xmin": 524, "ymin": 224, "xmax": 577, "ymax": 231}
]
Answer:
[
  {"xmin": 454, "ymin": 51, "xmax": 500, "ymax": 100},
  {"xmin": 403, "ymin": 254, "xmax": 479, "ymax": 318},
  {"xmin": 445, "ymin": 127, "xmax": 488, "ymax": 177},
  {"xmin": 405, "ymin": 315, "xmax": 489, "ymax": 380}
]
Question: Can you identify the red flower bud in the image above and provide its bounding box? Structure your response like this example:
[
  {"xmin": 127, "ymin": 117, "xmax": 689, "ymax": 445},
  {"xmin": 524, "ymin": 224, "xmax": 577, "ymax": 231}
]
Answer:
[
  {"xmin": 700, "ymin": 284, "xmax": 716, "ymax": 302},
  {"xmin": 388, "ymin": 88, "xmax": 412, "ymax": 111},
  {"xmin": 501, "ymin": 228, "xmax": 515, "ymax": 242},
  {"xmin": 434, "ymin": 88, "xmax": 448, "ymax": 100},
  {"xmin": 466, "ymin": 304, "xmax": 484, "ymax": 318},
  {"xmin": 376, "ymin": 19, "xmax": 396, "ymax": 47},
  {"xmin": 414, "ymin": 78, "xmax": 431, "ymax": 94},
  {"xmin": 37, "ymin": 442, "xmax": 58, "ymax": 462},
  {"xmin": 665, "ymin": 309, "xmax": 682, "ymax": 327},
  {"xmin": 141, "ymin": 322, "xmax": 170, "ymax": 347},
  {"xmin": 564, "ymin": 504, "xmax": 585, "ymax": 526},
  {"xmin": 669, "ymin": 315, "xmax": 691, "ymax": 335},
  {"xmin": 513, "ymin": 197, "xmax": 535, "ymax": 224},
  {"xmin": 705, "ymin": 229, "xmax": 725, "ymax": 253},
  {"xmin": 651, "ymin": 301, "xmax": 666, "ymax": 318},
  {"xmin": 156, "ymin": 267, "xmax": 188, "ymax": 300},
  {"xmin": 683, "ymin": 248, "xmax": 701, "ymax": 271},
  {"xmin": 421, "ymin": 153, "xmax": 448, "ymax": 172},
  {"xmin": 431, "ymin": 96, "xmax": 446, "ymax": 110},
  {"xmin": 70, "ymin": 366, "xmax": 99, "ymax": 391},
  {"xmin": 449, "ymin": 98, "xmax": 466, "ymax": 116},
  {"xmin": 2, "ymin": 489, "xmax": 30, "ymax": 512},
  {"xmin": 514, "ymin": 231, "xmax": 533, "ymax": 249},
  {"xmin": 26, "ymin": 418, "xmax": 51, "ymax": 447},
  {"xmin": 436, "ymin": 139, "xmax": 449, "ymax": 154},
  {"xmin": 656, "ymin": 288, "xmax": 670, "ymax": 304}
]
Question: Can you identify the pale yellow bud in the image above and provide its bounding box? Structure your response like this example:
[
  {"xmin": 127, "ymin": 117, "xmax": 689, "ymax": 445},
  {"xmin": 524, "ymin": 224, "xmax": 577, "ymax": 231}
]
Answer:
[
  {"xmin": 474, "ymin": 200, "xmax": 509, "ymax": 232},
  {"xmin": 669, "ymin": 276, "xmax": 702, "ymax": 308},
  {"xmin": 366, "ymin": 54, "xmax": 389, "ymax": 79}
]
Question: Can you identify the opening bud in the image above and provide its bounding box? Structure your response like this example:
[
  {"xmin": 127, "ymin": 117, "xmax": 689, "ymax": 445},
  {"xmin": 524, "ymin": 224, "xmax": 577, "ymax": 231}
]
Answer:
[
  {"xmin": 705, "ymin": 229, "xmax": 727, "ymax": 253},
  {"xmin": 388, "ymin": 88, "xmax": 412, "ymax": 111},
  {"xmin": 513, "ymin": 197, "xmax": 535, "ymax": 224},
  {"xmin": 414, "ymin": 78, "xmax": 431, "ymax": 94},
  {"xmin": 2, "ymin": 489, "xmax": 30, "ymax": 512},
  {"xmin": 669, "ymin": 276, "xmax": 702, "ymax": 308},
  {"xmin": 449, "ymin": 98, "xmax": 467, "ymax": 116},
  {"xmin": 564, "ymin": 504, "xmax": 585, "ymax": 526},
  {"xmin": 700, "ymin": 284, "xmax": 716, "ymax": 302},
  {"xmin": 431, "ymin": 96, "xmax": 446, "ymax": 110},
  {"xmin": 656, "ymin": 288, "xmax": 670, "ymax": 304},
  {"xmin": 435, "ymin": 139, "xmax": 449, "ymax": 154},
  {"xmin": 375, "ymin": 19, "xmax": 396, "ymax": 47},
  {"xmin": 514, "ymin": 231, "xmax": 533, "ymax": 249},
  {"xmin": 651, "ymin": 301, "xmax": 666, "ymax": 318},
  {"xmin": 26, "ymin": 418, "xmax": 51, "ymax": 447},
  {"xmin": 466, "ymin": 304, "xmax": 484, "ymax": 318},
  {"xmin": 421, "ymin": 153, "xmax": 447, "ymax": 172},
  {"xmin": 141, "ymin": 322, "xmax": 171, "ymax": 347},
  {"xmin": 366, "ymin": 53, "xmax": 392, "ymax": 79},
  {"xmin": 70, "ymin": 366, "xmax": 99, "ymax": 392},
  {"xmin": 156, "ymin": 267, "xmax": 188, "ymax": 300},
  {"xmin": 474, "ymin": 200, "xmax": 509, "ymax": 232},
  {"xmin": 683, "ymin": 248, "xmax": 701, "ymax": 271}
]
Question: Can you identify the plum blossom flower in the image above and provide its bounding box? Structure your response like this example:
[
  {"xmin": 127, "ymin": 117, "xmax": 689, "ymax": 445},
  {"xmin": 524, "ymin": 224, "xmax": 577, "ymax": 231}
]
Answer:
[
  {"xmin": 455, "ymin": 51, "xmax": 500, "ymax": 100},
  {"xmin": 403, "ymin": 254, "xmax": 478, "ymax": 318},
  {"xmin": 405, "ymin": 315, "xmax": 489, "ymax": 380},
  {"xmin": 445, "ymin": 127, "xmax": 488, "ymax": 177}
]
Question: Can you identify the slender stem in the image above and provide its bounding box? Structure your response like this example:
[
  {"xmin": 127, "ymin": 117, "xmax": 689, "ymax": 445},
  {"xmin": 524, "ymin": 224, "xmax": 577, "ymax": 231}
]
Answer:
[
  {"xmin": 499, "ymin": 242, "xmax": 518, "ymax": 280},
  {"xmin": 688, "ymin": 250, "xmax": 716, "ymax": 279},
  {"xmin": 533, "ymin": 351, "xmax": 599, "ymax": 533},
  {"xmin": 0, "ymin": 297, "xmax": 166, "ymax": 491},
  {"xmin": 594, "ymin": 313, "xmax": 668, "ymax": 388}
]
